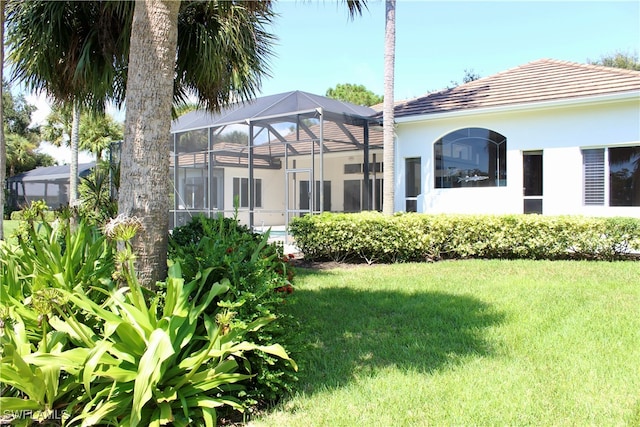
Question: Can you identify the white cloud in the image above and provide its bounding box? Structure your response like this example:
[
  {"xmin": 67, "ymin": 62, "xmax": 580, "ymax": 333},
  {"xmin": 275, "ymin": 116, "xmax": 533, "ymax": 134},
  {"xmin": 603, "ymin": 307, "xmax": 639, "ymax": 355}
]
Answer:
[{"xmin": 25, "ymin": 92, "xmax": 52, "ymax": 127}]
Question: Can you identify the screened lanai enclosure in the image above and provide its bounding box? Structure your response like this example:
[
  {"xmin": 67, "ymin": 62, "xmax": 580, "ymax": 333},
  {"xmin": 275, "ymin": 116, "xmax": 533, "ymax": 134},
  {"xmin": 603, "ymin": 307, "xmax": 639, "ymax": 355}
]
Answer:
[
  {"xmin": 6, "ymin": 163, "xmax": 95, "ymax": 211},
  {"xmin": 171, "ymin": 91, "xmax": 383, "ymax": 233}
]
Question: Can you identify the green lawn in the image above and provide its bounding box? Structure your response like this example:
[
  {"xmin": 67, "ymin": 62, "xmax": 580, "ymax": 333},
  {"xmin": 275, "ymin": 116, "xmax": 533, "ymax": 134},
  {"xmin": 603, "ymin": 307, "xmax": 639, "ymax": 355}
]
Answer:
[
  {"xmin": 251, "ymin": 260, "xmax": 640, "ymax": 426},
  {"xmin": 2, "ymin": 220, "xmax": 21, "ymax": 244}
]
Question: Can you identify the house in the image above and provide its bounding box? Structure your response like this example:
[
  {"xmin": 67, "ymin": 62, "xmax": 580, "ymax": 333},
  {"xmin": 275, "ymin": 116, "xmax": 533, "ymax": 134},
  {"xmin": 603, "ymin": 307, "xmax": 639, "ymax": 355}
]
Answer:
[
  {"xmin": 391, "ymin": 59, "xmax": 640, "ymax": 217},
  {"xmin": 6, "ymin": 163, "xmax": 96, "ymax": 211},
  {"xmin": 169, "ymin": 59, "xmax": 640, "ymax": 231}
]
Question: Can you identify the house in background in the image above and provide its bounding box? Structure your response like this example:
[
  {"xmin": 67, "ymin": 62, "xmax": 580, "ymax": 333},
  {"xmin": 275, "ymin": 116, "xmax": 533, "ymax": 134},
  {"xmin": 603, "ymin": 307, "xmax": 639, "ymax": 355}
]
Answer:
[
  {"xmin": 170, "ymin": 91, "xmax": 383, "ymax": 231},
  {"xmin": 391, "ymin": 59, "xmax": 640, "ymax": 217},
  {"xmin": 168, "ymin": 59, "xmax": 639, "ymax": 231},
  {"xmin": 6, "ymin": 163, "xmax": 95, "ymax": 211}
]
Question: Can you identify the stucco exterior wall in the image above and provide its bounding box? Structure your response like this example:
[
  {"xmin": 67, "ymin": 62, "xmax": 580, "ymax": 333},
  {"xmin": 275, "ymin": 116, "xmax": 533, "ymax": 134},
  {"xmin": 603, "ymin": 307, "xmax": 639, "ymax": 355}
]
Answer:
[{"xmin": 394, "ymin": 98, "xmax": 640, "ymax": 217}]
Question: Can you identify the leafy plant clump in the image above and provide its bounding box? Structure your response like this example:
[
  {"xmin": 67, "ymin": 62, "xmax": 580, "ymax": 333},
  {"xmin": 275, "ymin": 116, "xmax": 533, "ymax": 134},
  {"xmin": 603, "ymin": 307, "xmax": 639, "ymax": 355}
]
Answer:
[
  {"xmin": 0, "ymin": 209, "xmax": 296, "ymax": 426},
  {"xmin": 169, "ymin": 214, "xmax": 300, "ymax": 410},
  {"xmin": 289, "ymin": 212, "xmax": 640, "ymax": 263}
]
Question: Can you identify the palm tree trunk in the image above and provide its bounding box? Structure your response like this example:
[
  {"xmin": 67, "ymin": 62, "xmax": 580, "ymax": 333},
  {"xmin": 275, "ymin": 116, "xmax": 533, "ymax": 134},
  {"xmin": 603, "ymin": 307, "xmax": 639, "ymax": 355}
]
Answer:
[
  {"xmin": 70, "ymin": 102, "xmax": 80, "ymax": 205},
  {"xmin": 0, "ymin": 0, "xmax": 5, "ymax": 241},
  {"xmin": 118, "ymin": 0, "xmax": 180, "ymax": 288},
  {"xmin": 382, "ymin": 0, "xmax": 396, "ymax": 215}
]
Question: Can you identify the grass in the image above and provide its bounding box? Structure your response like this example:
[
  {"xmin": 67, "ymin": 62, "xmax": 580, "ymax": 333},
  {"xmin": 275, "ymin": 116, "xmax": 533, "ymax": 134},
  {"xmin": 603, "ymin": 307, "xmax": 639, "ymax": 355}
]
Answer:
[
  {"xmin": 251, "ymin": 260, "xmax": 640, "ymax": 426},
  {"xmin": 2, "ymin": 220, "xmax": 21, "ymax": 244}
]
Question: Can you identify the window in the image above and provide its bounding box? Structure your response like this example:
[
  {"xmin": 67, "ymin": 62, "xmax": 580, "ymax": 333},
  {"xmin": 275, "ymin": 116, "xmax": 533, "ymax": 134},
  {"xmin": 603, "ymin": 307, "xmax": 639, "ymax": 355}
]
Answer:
[
  {"xmin": 434, "ymin": 128, "xmax": 507, "ymax": 188},
  {"xmin": 583, "ymin": 146, "xmax": 640, "ymax": 206},
  {"xmin": 232, "ymin": 177, "xmax": 262, "ymax": 208},
  {"xmin": 405, "ymin": 157, "xmax": 421, "ymax": 212}
]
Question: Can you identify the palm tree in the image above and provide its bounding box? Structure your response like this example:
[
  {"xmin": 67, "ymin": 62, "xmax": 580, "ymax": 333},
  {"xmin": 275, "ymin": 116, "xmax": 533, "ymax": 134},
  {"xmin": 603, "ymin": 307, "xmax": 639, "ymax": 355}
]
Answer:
[
  {"xmin": 80, "ymin": 112, "xmax": 123, "ymax": 162},
  {"xmin": 5, "ymin": 134, "xmax": 36, "ymax": 177},
  {"xmin": 122, "ymin": 0, "xmax": 367, "ymax": 285},
  {"xmin": 7, "ymin": 1, "xmax": 132, "ymax": 208},
  {"xmin": 6, "ymin": 0, "xmax": 367, "ymax": 286},
  {"xmin": 382, "ymin": 0, "xmax": 396, "ymax": 215}
]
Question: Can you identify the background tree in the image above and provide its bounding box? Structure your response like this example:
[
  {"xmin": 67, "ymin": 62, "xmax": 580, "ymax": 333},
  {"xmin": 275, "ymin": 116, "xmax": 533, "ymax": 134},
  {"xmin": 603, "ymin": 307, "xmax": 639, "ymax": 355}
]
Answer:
[
  {"xmin": 41, "ymin": 105, "xmax": 123, "ymax": 163},
  {"xmin": 5, "ymin": 134, "xmax": 54, "ymax": 176},
  {"xmin": 325, "ymin": 83, "xmax": 383, "ymax": 106},
  {"xmin": 588, "ymin": 51, "xmax": 640, "ymax": 71},
  {"xmin": 449, "ymin": 69, "xmax": 482, "ymax": 87},
  {"xmin": 3, "ymin": 83, "xmax": 55, "ymax": 177},
  {"xmin": 382, "ymin": 0, "xmax": 396, "ymax": 215},
  {"xmin": 80, "ymin": 112, "xmax": 123, "ymax": 162}
]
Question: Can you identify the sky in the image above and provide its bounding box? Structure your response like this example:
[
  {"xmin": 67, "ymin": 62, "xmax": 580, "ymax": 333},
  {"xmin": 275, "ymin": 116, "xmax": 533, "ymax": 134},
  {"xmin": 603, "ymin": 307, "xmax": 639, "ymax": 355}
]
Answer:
[
  {"xmin": 20, "ymin": 0, "xmax": 640, "ymax": 163},
  {"xmin": 261, "ymin": 0, "xmax": 639, "ymax": 100}
]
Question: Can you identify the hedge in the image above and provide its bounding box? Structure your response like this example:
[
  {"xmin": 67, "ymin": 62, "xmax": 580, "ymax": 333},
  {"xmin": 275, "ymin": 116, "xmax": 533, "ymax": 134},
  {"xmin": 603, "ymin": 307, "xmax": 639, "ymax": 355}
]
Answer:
[{"xmin": 289, "ymin": 212, "xmax": 640, "ymax": 263}]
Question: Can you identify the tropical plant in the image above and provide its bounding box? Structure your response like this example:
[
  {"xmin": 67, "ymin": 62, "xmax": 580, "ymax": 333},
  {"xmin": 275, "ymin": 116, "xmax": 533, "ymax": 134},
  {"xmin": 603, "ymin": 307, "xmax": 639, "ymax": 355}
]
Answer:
[
  {"xmin": 78, "ymin": 161, "xmax": 120, "ymax": 225},
  {"xmin": 0, "ymin": 209, "xmax": 296, "ymax": 426}
]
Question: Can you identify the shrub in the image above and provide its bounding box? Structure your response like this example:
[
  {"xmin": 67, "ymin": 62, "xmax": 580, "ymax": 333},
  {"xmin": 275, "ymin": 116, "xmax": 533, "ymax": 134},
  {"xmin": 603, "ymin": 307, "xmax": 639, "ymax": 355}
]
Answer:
[
  {"xmin": 169, "ymin": 214, "xmax": 299, "ymax": 409},
  {"xmin": 289, "ymin": 212, "xmax": 640, "ymax": 263}
]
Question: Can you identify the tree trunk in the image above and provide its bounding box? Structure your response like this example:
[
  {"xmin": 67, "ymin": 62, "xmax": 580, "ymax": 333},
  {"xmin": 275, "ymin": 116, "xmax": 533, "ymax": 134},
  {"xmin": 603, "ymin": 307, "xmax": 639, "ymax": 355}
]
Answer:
[
  {"xmin": 118, "ymin": 0, "xmax": 179, "ymax": 288},
  {"xmin": 70, "ymin": 102, "xmax": 80, "ymax": 205},
  {"xmin": 0, "ymin": 0, "xmax": 5, "ymax": 240},
  {"xmin": 382, "ymin": 0, "xmax": 396, "ymax": 215}
]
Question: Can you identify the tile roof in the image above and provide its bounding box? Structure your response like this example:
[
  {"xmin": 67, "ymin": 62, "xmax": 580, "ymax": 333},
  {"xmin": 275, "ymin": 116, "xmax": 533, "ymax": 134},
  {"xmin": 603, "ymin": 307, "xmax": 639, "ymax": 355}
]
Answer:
[{"xmin": 392, "ymin": 59, "xmax": 640, "ymax": 119}]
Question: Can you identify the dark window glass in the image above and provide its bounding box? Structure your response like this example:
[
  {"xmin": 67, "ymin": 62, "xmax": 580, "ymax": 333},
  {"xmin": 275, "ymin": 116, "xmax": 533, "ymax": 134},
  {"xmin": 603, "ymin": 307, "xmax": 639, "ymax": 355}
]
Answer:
[
  {"xmin": 405, "ymin": 158, "xmax": 421, "ymax": 197},
  {"xmin": 524, "ymin": 199, "xmax": 543, "ymax": 214},
  {"xmin": 240, "ymin": 178, "xmax": 249, "ymax": 208},
  {"xmin": 434, "ymin": 128, "xmax": 507, "ymax": 189},
  {"xmin": 609, "ymin": 146, "xmax": 640, "ymax": 206},
  {"xmin": 523, "ymin": 154, "xmax": 543, "ymax": 196},
  {"xmin": 344, "ymin": 164, "xmax": 362, "ymax": 174},
  {"xmin": 254, "ymin": 179, "xmax": 262, "ymax": 208},
  {"xmin": 344, "ymin": 180, "xmax": 361, "ymax": 212},
  {"xmin": 233, "ymin": 177, "xmax": 261, "ymax": 208}
]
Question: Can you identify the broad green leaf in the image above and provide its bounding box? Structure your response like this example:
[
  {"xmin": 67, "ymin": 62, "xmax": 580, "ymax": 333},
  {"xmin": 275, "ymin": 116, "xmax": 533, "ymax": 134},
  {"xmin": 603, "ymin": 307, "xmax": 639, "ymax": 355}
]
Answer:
[
  {"xmin": 202, "ymin": 406, "xmax": 216, "ymax": 427},
  {"xmin": 0, "ymin": 397, "xmax": 42, "ymax": 411},
  {"xmin": 110, "ymin": 298, "xmax": 155, "ymax": 342},
  {"xmin": 94, "ymin": 365, "xmax": 138, "ymax": 382},
  {"xmin": 83, "ymin": 341, "xmax": 113, "ymax": 398},
  {"xmin": 131, "ymin": 329, "xmax": 175, "ymax": 427},
  {"xmin": 41, "ymin": 364, "xmax": 61, "ymax": 407}
]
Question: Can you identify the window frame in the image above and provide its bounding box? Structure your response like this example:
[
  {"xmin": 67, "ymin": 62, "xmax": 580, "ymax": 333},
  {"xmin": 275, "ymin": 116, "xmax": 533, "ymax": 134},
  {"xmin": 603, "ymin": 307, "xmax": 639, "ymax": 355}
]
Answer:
[
  {"xmin": 232, "ymin": 177, "xmax": 263, "ymax": 208},
  {"xmin": 583, "ymin": 145, "xmax": 640, "ymax": 207},
  {"xmin": 434, "ymin": 128, "xmax": 507, "ymax": 189}
]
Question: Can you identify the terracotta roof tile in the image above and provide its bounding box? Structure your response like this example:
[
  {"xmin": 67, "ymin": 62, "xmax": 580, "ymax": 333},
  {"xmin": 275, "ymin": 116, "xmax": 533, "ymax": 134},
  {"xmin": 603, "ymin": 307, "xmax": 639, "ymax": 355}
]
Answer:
[{"xmin": 392, "ymin": 59, "xmax": 640, "ymax": 118}]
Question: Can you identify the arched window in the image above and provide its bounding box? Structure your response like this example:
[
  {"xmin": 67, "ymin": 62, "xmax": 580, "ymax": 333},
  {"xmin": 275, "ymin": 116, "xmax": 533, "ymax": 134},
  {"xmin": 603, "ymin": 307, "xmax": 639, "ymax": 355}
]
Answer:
[{"xmin": 434, "ymin": 128, "xmax": 507, "ymax": 188}]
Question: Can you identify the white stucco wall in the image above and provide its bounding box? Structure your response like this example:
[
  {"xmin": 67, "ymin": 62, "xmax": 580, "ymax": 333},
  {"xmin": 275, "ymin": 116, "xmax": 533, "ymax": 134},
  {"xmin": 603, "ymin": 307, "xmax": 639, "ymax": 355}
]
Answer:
[{"xmin": 394, "ymin": 96, "xmax": 640, "ymax": 217}]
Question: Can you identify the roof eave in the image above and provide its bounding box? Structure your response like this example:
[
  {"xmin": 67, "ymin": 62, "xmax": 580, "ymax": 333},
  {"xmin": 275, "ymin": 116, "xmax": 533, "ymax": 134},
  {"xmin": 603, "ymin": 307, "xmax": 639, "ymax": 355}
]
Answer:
[{"xmin": 394, "ymin": 90, "xmax": 640, "ymax": 124}]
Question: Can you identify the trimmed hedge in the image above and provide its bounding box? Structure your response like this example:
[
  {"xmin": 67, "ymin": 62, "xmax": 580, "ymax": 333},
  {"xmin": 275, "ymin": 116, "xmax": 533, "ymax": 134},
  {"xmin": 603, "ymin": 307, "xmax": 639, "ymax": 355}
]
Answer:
[{"xmin": 289, "ymin": 212, "xmax": 640, "ymax": 263}]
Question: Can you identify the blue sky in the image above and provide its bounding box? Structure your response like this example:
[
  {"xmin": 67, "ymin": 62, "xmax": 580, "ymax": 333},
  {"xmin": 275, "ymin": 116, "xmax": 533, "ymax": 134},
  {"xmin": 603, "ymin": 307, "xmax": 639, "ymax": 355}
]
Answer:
[
  {"xmin": 260, "ymin": 0, "xmax": 640, "ymax": 100},
  {"xmin": 25, "ymin": 0, "xmax": 639, "ymax": 163}
]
